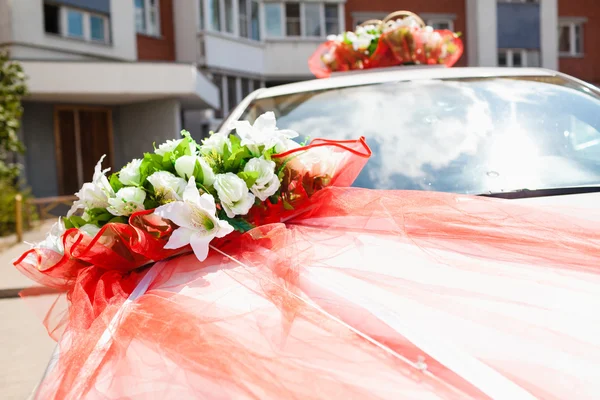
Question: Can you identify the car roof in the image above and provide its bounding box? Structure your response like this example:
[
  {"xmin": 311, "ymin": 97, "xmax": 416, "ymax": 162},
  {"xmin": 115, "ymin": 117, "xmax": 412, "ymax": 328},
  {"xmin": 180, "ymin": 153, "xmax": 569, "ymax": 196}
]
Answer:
[{"xmin": 256, "ymin": 67, "xmax": 557, "ymax": 99}]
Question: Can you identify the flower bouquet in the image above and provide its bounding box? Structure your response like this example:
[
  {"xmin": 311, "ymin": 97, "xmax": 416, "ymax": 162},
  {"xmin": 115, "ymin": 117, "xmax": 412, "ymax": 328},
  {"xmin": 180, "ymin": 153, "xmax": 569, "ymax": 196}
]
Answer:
[
  {"xmin": 308, "ymin": 10, "xmax": 463, "ymax": 78},
  {"xmin": 14, "ymin": 112, "xmax": 370, "ymax": 335}
]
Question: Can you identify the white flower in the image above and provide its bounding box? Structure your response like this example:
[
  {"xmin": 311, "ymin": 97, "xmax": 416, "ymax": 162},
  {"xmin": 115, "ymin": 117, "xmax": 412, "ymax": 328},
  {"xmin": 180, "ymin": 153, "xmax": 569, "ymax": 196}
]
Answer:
[
  {"xmin": 147, "ymin": 171, "xmax": 187, "ymax": 202},
  {"xmin": 174, "ymin": 155, "xmax": 215, "ymax": 186},
  {"xmin": 80, "ymin": 224, "xmax": 101, "ymax": 237},
  {"xmin": 233, "ymin": 112, "xmax": 298, "ymax": 156},
  {"xmin": 422, "ymin": 26, "xmax": 442, "ymax": 47},
  {"xmin": 155, "ymin": 138, "xmax": 197, "ymax": 156},
  {"xmin": 244, "ymin": 157, "xmax": 280, "ymax": 201},
  {"xmin": 275, "ymin": 138, "xmax": 301, "ymax": 154},
  {"xmin": 119, "ymin": 158, "xmax": 142, "ymax": 186},
  {"xmin": 35, "ymin": 217, "xmax": 66, "ymax": 254},
  {"xmin": 213, "ymin": 173, "xmax": 255, "ymax": 218},
  {"xmin": 154, "ymin": 178, "xmax": 234, "ymax": 261},
  {"xmin": 68, "ymin": 155, "xmax": 115, "ymax": 217},
  {"xmin": 289, "ymin": 146, "xmax": 346, "ymax": 179},
  {"xmin": 200, "ymin": 131, "xmax": 232, "ymax": 156},
  {"xmin": 107, "ymin": 187, "xmax": 146, "ymax": 216},
  {"xmin": 384, "ymin": 17, "xmax": 420, "ymax": 32}
]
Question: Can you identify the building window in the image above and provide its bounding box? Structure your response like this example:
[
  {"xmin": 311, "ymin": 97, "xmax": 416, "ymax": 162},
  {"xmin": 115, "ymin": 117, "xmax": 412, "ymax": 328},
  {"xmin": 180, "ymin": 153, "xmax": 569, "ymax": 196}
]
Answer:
[
  {"xmin": 213, "ymin": 74, "xmax": 224, "ymax": 118},
  {"xmin": 325, "ymin": 4, "xmax": 339, "ymax": 35},
  {"xmin": 251, "ymin": 0, "xmax": 260, "ymax": 40},
  {"xmin": 497, "ymin": 49, "xmax": 540, "ymax": 67},
  {"xmin": 44, "ymin": 4, "xmax": 60, "ymax": 34},
  {"xmin": 66, "ymin": 9, "xmax": 84, "ymax": 38},
  {"xmin": 241, "ymin": 78, "xmax": 251, "ymax": 98},
  {"xmin": 44, "ymin": 3, "xmax": 110, "ymax": 44},
  {"xmin": 135, "ymin": 0, "xmax": 160, "ymax": 36},
  {"xmin": 208, "ymin": 0, "xmax": 221, "ymax": 31},
  {"xmin": 90, "ymin": 15, "xmax": 107, "ymax": 42},
  {"xmin": 558, "ymin": 20, "xmax": 584, "ymax": 57},
  {"xmin": 427, "ymin": 19, "xmax": 454, "ymax": 31},
  {"xmin": 227, "ymin": 76, "xmax": 238, "ymax": 111},
  {"xmin": 224, "ymin": 0, "xmax": 234, "ymax": 33},
  {"xmin": 238, "ymin": 0, "xmax": 248, "ymax": 37},
  {"xmin": 285, "ymin": 3, "xmax": 301, "ymax": 36},
  {"xmin": 265, "ymin": 3, "xmax": 283, "ymax": 37},
  {"xmin": 303, "ymin": 3, "xmax": 322, "ymax": 37}
]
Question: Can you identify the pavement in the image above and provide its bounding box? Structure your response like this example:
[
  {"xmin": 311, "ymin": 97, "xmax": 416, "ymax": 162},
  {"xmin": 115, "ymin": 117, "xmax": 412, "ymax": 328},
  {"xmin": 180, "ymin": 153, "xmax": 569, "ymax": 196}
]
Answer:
[{"xmin": 0, "ymin": 220, "xmax": 58, "ymax": 400}]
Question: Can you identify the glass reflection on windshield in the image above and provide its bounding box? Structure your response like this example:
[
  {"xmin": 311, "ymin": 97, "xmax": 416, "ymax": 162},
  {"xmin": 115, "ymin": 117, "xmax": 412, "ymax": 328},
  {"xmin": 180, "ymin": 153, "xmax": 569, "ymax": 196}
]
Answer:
[{"xmin": 237, "ymin": 77, "xmax": 600, "ymax": 194}]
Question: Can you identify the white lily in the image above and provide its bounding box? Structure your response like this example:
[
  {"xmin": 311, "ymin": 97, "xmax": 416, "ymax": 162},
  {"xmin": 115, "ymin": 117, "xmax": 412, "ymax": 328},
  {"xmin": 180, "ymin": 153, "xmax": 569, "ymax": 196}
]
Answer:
[
  {"xmin": 68, "ymin": 155, "xmax": 115, "ymax": 217},
  {"xmin": 233, "ymin": 112, "xmax": 298, "ymax": 156},
  {"xmin": 79, "ymin": 224, "xmax": 101, "ymax": 237},
  {"xmin": 154, "ymin": 178, "xmax": 234, "ymax": 261},
  {"xmin": 35, "ymin": 217, "xmax": 66, "ymax": 254}
]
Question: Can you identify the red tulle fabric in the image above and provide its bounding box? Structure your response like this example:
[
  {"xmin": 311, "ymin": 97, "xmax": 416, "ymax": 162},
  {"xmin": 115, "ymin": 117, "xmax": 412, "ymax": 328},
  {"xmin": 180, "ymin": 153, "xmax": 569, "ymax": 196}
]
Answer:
[
  {"xmin": 16, "ymin": 138, "xmax": 600, "ymax": 399},
  {"xmin": 308, "ymin": 29, "xmax": 464, "ymax": 78}
]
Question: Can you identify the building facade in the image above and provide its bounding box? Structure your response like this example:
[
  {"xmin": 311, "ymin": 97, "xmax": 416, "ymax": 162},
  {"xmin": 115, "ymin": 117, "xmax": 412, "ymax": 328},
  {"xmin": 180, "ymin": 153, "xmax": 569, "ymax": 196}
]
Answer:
[{"xmin": 1, "ymin": 0, "xmax": 599, "ymax": 198}]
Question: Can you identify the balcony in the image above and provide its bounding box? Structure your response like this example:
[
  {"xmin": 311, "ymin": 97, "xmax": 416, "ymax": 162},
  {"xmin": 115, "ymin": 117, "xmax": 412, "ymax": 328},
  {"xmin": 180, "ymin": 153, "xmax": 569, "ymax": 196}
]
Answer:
[
  {"xmin": 264, "ymin": 38, "xmax": 322, "ymax": 79},
  {"xmin": 198, "ymin": 31, "xmax": 265, "ymax": 76}
]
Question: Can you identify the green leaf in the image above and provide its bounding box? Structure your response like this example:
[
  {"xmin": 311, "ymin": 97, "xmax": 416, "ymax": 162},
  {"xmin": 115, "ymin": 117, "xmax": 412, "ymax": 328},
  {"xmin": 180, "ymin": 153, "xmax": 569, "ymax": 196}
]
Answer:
[
  {"xmin": 69, "ymin": 215, "xmax": 87, "ymax": 228},
  {"xmin": 63, "ymin": 218, "xmax": 75, "ymax": 229},
  {"xmin": 220, "ymin": 214, "xmax": 255, "ymax": 233},
  {"xmin": 192, "ymin": 159, "xmax": 204, "ymax": 183},
  {"xmin": 283, "ymin": 200, "xmax": 294, "ymax": 211},
  {"xmin": 108, "ymin": 216, "xmax": 128, "ymax": 224},
  {"xmin": 237, "ymin": 171, "xmax": 259, "ymax": 188},
  {"xmin": 109, "ymin": 173, "xmax": 124, "ymax": 192}
]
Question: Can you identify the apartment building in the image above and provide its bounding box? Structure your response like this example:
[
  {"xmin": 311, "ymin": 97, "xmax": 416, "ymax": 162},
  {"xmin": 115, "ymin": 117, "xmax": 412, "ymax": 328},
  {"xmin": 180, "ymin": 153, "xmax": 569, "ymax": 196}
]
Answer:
[
  {"xmin": 1, "ymin": 0, "xmax": 599, "ymax": 199},
  {"xmin": 0, "ymin": 0, "xmax": 219, "ymax": 199}
]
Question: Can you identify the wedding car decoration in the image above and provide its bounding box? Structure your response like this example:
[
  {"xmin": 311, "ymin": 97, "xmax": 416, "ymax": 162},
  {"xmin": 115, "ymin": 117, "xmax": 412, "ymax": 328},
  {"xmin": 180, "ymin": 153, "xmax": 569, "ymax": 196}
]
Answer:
[{"xmin": 308, "ymin": 10, "xmax": 464, "ymax": 78}]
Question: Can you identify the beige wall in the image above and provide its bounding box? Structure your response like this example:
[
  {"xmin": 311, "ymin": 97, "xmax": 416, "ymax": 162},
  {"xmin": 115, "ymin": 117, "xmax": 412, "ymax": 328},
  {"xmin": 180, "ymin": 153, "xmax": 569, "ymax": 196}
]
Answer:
[{"xmin": 6, "ymin": 0, "xmax": 136, "ymax": 61}]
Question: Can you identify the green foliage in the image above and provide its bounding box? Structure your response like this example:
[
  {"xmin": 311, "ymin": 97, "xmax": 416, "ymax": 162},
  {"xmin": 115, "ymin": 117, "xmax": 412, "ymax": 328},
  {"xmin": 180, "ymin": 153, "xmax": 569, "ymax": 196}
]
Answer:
[
  {"xmin": 219, "ymin": 212, "xmax": 255, "ymax": 233},
  {"xmin": 0, "ymin": 180, "xmax": 36, "ymax": 236},
  {"xmin": 237, "ymin": 171, "xmax": 259, "ymax": 188},
  {"xmin": 0, "ymin": 50, "xmax": 28, "ymax": 182}
]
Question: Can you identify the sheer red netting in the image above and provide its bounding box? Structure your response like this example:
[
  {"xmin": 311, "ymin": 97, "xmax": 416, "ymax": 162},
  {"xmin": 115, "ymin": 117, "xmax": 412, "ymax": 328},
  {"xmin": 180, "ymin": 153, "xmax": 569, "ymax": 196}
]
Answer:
[{"xmin": 15, "ymin": 138, "xmax": 600, "ymax": 399}]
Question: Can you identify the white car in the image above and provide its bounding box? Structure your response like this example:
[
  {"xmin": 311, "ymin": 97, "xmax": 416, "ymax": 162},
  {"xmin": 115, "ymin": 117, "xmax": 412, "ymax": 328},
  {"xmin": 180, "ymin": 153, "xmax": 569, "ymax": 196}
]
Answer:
[{"xmin": 221, "ymin": 67, "xmax": 600, "ymax": 208}]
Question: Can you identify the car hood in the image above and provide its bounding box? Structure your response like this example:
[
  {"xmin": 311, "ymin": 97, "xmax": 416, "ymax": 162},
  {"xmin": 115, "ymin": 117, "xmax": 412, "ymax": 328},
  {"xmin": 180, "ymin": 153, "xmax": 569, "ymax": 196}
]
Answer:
[{"xmin": 509, "ymin": 191, "xmax": 600, "ymax": 221}]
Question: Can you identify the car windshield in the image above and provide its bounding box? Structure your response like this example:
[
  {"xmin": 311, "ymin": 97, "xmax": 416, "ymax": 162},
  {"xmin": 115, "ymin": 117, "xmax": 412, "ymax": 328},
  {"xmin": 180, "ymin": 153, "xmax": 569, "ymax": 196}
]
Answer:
[{"xmin": 236, "ymin": 76, "xmax": 600, "ymax": 194}]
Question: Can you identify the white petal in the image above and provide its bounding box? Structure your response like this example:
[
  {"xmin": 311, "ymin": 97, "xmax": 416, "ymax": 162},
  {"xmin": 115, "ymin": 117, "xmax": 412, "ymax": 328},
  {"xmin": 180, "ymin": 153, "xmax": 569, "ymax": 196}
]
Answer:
[
  {"xmin": 197, "ymin": 193, "xmax": 217, "ymax": 214},
  {"xmin": 189, "ymin": 233, "xmax": 213, "ymax": 261},
  {"xmin": 253, "ymin": 112, "xmax": 276, "ymax": 132},
  {"xmin": 277, "ymin": 129, "xmax": 299, "ymax": 139},
  {"xmin": 221, "ymin": 202, "xmax": 236, "ymax": 218},
  {"xmin": 182, "ymin": 177, "xmax": 201, "ymax": 205},
  {"xmin": 154, "ymin": 202, "xmax": 193, "ymax": 229},
  {"xmin": 164, "ymin": 227, "xmax": 194, "ymax": 249},
  {"xmin": 233, "ymin": 121, "xmax": 253, "ymax": 139},
  {"xmin": 215, "ymin": 220, "xmax": 234, "ymax": 238}
]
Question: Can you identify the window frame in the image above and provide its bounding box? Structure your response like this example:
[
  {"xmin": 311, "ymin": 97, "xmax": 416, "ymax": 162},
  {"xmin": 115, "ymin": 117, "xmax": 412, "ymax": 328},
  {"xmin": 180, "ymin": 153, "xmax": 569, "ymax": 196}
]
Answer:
[
  {"xmin": 135, "ymin": 0, "xmax": 161, "ymax": 37},
  {"xmin": 47, "ymin": 5, "xmax": 110, "ymax": 44},
  {"xmin": 558, "ymin": 19, "xmax": 585, "ymax": 58},
  {"xmin": 426, "ymin": 18, "xmax": 454, "ymax": 32},
  {"xmin": 264, "ymin": 2, "xmax": 341, "ymax": 39},
  {"xmin": 497, "ymin": 49, "xmax": 535, "ymax": 67}
]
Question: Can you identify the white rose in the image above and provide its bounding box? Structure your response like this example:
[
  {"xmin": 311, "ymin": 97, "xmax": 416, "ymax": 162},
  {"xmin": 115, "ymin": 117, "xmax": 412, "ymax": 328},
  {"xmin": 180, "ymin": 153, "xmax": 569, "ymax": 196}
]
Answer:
[
  {"xmin": 200, "ymin": 131, "xmax": 232, "ymax": 156},
  {"xmin": 233, "ymin": 112, "xmax": 299, "ymax": 156},
  {"xmin": 213, "ymin": 173, "xmax": 255, "ymax": 218},
  {"xmin": 68, "ymin": 155, "xmax": 115, "ymax": 217},
  {"xmin": 147, "ymin": 171, "xmax": 187, "ymax": 202},
  {"xmin": 174, "ymin": 155, "xmax": 215, "ymax": 186},
  {"xmin": 119, "ymin": 158, "xmax": 142, "ymax": 186},
  {"xmin": 155, "ymin": 138, "xmax": 197, "ymax": 156},
  {"xmin": 107, "ymin": 187, "xmax": 146, "ymax": 216},
  {"xmin": 244, "ymin": 157, "xmax": 280, "ymax": 201},
  {"xmin": 80, "ymin": 224, "xmax": 101, "ymax": 237}
]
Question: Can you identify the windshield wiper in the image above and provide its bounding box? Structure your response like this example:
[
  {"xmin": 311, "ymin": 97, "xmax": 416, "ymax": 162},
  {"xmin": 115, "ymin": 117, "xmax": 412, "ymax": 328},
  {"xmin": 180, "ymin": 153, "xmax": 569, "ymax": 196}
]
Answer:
[{"xmin": 479, "ymin": 186, "xmax": 600, "ymax": 199}]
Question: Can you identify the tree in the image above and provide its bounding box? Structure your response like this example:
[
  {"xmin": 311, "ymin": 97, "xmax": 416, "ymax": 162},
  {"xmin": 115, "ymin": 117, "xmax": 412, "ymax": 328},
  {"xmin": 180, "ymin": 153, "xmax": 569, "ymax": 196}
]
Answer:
[{"xmin": 0, "ymin": 50, "xmax": 27, "ymax": 182}]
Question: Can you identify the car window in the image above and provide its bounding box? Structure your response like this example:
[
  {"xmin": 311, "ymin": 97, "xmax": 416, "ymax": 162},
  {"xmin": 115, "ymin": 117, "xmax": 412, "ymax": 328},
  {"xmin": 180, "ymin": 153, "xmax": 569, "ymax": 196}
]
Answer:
[{"xmin": 235, "ymin": 76, "xmax": 600, "ymax": 194}]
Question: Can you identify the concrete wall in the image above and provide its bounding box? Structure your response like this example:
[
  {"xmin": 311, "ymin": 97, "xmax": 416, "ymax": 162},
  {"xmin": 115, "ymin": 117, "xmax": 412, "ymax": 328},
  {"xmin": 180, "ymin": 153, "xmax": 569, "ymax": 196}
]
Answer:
[
  {"xmin": 173, "ymin": 0, "xmax": 200, "ymax": 63},
  {"xmin": 264, "ymin": 39, "xmax": 321, "ymax": 79},
  {"xmin": 559, "ymin": 0, "xmax": 600, "ymax": 83},
  {"xmin": 0, "ymin": 0, "xmax": 12, "ymax": 43},
  {"xmin": 117, "ymin": 99, "xmax": 182, "ymax": 167},
  {"xmin": 202, "ymin": 32, "xmax": 265, "ymax": 75},
  {"xmin": 466, "ymin": 0, "xmax": 497, "ymax": 67},
  {"xmin": 6, "ymin": 0, "xmax": 136, "ymax": 61}
]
